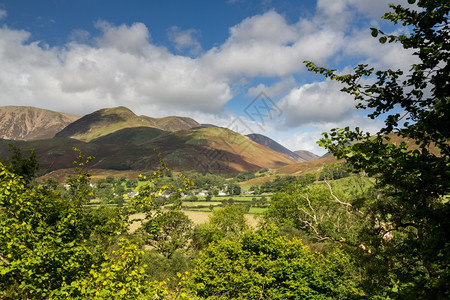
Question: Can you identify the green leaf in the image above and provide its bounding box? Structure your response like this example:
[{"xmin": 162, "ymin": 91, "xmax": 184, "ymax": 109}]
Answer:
[{"xmin": 370, "ymin": 28, "xmax": 378, "ymax": 37}]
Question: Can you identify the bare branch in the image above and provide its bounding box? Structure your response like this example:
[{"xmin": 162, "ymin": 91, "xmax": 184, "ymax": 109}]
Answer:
[
  {"xmin": 0, "ymin": 252, "xmax": 10, "ymax": 266},
  {"xmin": 324, "ymin": 179, "xmax": 353, "ymax": 207}
]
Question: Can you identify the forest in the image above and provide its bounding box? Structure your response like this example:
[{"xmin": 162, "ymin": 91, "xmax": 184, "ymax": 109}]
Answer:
[{"xmin": 0, "ymin": 1, "xmax": 448, "ymax": 299}]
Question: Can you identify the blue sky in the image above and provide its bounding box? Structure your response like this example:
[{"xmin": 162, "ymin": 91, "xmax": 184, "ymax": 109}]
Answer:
[{"xmin": 0, "ymin": 0, "xmax": 415, "ymax": 154}]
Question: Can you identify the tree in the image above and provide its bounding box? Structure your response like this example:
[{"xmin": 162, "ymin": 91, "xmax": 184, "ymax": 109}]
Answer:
[
  {"xmin": 0, "ymin": 149, "xmax": 194, "ymax": 299},
  {"xmin": 189, "ymin": 225, "xmax": 364, "ymax": 299},
  {"xmin": 0, "ymin": 145, "xmax": 39, "ymax": 184},
  {"xmin": 306, "ymin": 0, "xmax": 449, "ymax": 297},
  {"xmin": 191, "ymin": 205, "xmax": 248, "ymax": 250},
  {"xmin": 132, "ymin": 161, "xmax": 194, "ymax": 258},
  {"xmin": 0, "ymin": 151, "xmax": 129, "ymax": 298},
  {"xmin": 140, "ymin": 210, "xmax": 193, "ymax": 258},
  {"xmin": 266, "ymin": 177, "xmax": 371, "ymax": 245},
  {"xmin": 227, "ymin": 182, "xmax": 241, "ymax": 195}
]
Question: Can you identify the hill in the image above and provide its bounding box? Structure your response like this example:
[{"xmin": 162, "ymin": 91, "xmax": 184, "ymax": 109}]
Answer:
[
  {"xmin": 55, "ymin": 106, "xmax": 199, "ymax": 142},
  {"xmin": 294, "ymin": 150, "xmax": 320, "ymax": 161},
  {"xmin": 0, "ymin": 106, "xmax": 80, "ymax": 140},
  {"xmin": 246, "ymin": 133, "xmax": 303, "ymax": 162},
  {"xmin": 1, "ymin": 126, "xmax": 295, "ymax": 174}
]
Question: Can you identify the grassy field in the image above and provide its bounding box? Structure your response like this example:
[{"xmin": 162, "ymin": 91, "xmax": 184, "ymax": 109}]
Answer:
[
  {"xmin": 128, "ymin": 210, "xmax": 261, "ymax": 232},
  {"xmin": 195, "ymin": 195, "xmax": 271, "ymax": 201}
]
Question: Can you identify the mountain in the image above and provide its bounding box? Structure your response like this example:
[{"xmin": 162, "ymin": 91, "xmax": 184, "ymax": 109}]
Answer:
[
  {"xmin": 89, "ymin": 126, "xmax": 295, "ymax": 172},
  {"xmin": 55, "ymin": 106, "xmax": 200, "ymax": 142},
  {"xmin": 1, "ymin": 126, "xmax": 295, "ymax": 174},
  {"xmin": 0, "ymin": 105, "xmax": 298, "ymax": 174},
  {"xmin": 0, "ymin": 106, "xmax": 80, "ymax": 140},
  {"xmin": 294, "ymin": 150, "xmax": 319, "ymax": 161},
  {"xmin": 246, "ymin": 133, "xmax": 304, "ymax": 162}
]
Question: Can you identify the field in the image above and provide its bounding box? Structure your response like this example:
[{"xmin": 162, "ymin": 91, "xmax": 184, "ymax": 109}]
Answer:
[{"xmin": 128, "ymin": 210, "xmax": 261, "ymax": 232}]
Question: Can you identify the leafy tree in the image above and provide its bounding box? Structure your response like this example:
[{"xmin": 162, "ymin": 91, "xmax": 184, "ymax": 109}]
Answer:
[
  {"xmin": 140, "ymin": 210, "xmax": 193, "ymax": 258},
  {"xmin": 126, "ymin": 178, "xmax": 138, "ymax": 189},
  {"xmin": 266, "ymin": 177, "xmax": 372, "ymax": 245},
  {"xmin": 306, "ymin": 0, "xmax": 449, "ymax": 297},
  {"xmin": 0, "ymin": 151, "xmax": 128, "ymax": 298},
  {"xmin": 105, "ymin": 175, "xmax": 115, "ymax": 184},
  {"xmin": 132, "ymin": 161, "xmax": 194, "ymax": 258},
  {"xmin": 0, "ymin": 145, "xmax": 39, "ymax": 184},
  {"xmin": 190, "ymin": 225, "xmax": 364, "ymax": 299},
  {"xmin": 0, "ymin": 149, "xmax": 192, "ymax": 299},
  {"xmin": 191, "ymin": 205, "xmax": 248, "ymax": 250},
  {"xmin": 226, "ymin": 182, "xmax": 241, "ymax": 195},
  {"xmin": 318, "ymin": 162, "xmax": 350, "ymax": 181}
]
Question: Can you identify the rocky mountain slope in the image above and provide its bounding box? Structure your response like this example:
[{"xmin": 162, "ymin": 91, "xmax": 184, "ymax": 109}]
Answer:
[{"xmin": 0, "ymin": 106, "xmax": 80, "ymax": 140}]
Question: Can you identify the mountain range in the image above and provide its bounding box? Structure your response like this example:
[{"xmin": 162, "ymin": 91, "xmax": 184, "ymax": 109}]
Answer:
[{"xmin": 0, "ymin": 106, "xmax": 318, "ymax": 174}]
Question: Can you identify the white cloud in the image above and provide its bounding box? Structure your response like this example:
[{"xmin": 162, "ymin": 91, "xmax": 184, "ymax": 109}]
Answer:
[
  {"xmin": 278, "ymin": 79, "xmax": 356, "ymax": 127},
  {"xmin": 277, "ymin": 114, "xmax": 384, "ymax": 155},
  {"xmin": 0, "ymin": 22, "xmax": 231, "ymax": 116},
  {"xmin": 94, "ymin": 21, "xmax": 151, "ymax": 55},
  {"xmin": 316, "ymin": 0, "xmax": 415, "ymax": 26},
  {"xmin": 200, "ymin": 10, "xmax": 345, "ymax": 79},
  {"xmin": 168, "ymin": 26, "xmax": 202, "ymax": 56},
  {"xmin": 343, "ymin": 27, "xmax": 417, "ymax": 71},
  {"xmin": 246, "ymin": 77, "xmax": 297, "ymax": 98}
]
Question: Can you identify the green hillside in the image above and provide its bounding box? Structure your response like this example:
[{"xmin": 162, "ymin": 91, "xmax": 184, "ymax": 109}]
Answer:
[{"xmin": 55, "ymin": 106, "xmax": 200, "ymax": 142}]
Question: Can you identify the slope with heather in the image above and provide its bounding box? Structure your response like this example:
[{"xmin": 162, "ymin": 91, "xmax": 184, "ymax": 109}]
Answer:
[{"xmin": 55, "ymin": 106, "xmax": 200, "ymax": 142}]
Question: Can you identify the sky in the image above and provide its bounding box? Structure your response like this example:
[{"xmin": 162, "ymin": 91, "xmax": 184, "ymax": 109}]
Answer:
[{"xmin": 0, "ymin": 0, "xmax": 416, "ymax": 155}]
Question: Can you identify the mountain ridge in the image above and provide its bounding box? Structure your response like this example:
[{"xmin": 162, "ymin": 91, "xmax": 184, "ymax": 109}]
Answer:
[
  {"xmin": 0, "ymin": 106, "xmax": 81, "ymax": 141},
  {"xmin": 0, "ymin": 105, "xmax": 311, "ymax": 174},
  {"xmin": 246, "ymin": 134, "xmax": 319, "ymax": 162},
  {"xmin": 55, "ymin": 106, "xmax": 200, "ymax": 142}
]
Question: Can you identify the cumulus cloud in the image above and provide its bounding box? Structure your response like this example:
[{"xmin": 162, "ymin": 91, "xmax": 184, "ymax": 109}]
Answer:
[
  {"xmin": 246, "ymin": 77, "xmax": 297, "ymax": 99},
  {"xmin": 94, "ymin": 21, "xmax": 151, "ymax": 55},
  {"xmin": 276, "ymin": 114, "xmax": 384, "ymax": 155},
  {"xmin": 168, "ymin": 26, "xmax": 202, "ymax": 56},
  {"xmin": 316, "ymin": 0, "xmax": 416, "ymax": 27},
  {"xmin": 0, "ymin": 22, "xmax": 231, "ymax": 115},
  {"xmin": 278, "ymin": 79, "xmax": 356, "ymax": 127},
  {"xmin": 342, "ymin": 27, "xmax": 417, "ymax": 71},
  {"xmin": 200, "ymin": 10, "xmax": 345, "ymax": 79}
]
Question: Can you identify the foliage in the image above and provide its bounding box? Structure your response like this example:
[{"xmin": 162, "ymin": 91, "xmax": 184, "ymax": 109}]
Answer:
[
  {"xmin": 0, "ymin": 145, "xmax": 39, "ymax": 184},
  {"xmin": 0, "ymin": 152, "xmax": 128, "ymax": 298},
  {"xmin": 235, "ymin": 170, "xmax": 256, "ymax": 182},
  {"xmin": 132, "ymin": 159, "xmax": 194, "ymax": 258},
  {"xmin": 0, "ymin": 149, "xmax": 191, "ymax": 299},
  {"xmin": 142, "ymin": 250, "xmax": 193, "ymax": 283},
  {"xmin": 305, "ymin": 0, "xmax": 449, "ymax": 297},
  {"xmin": 266, "ymin": 177, "xmax": 373, "ymax": 245},
  {"xmin": 140, "ymin": 210, "xmax": 193, "ymax": 258},
  {"xmin": 190, "ymin": 224, "xmax": 364, "ymax": 299},
  {"xmin": 191, "ymin": 204, "xmax": 248, "ymax": 250},
  {"xmin": 226, "ymin": 182, "xmax": 241, "ymax": 195},
  {"xmin": 259, "ymin": 174, "xmax": 315, "ymax": 193},
  {"xmin": 182, "ymin": 171, "xmax": 226, "ymax": 190},
  {"xmin": 318, "ymin": 162, "xmax": 351, "ymax": 181}
]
